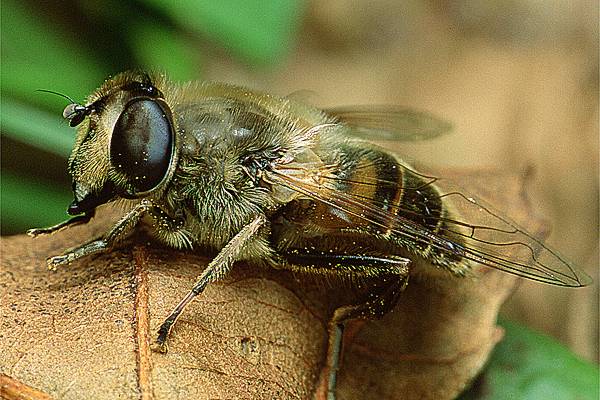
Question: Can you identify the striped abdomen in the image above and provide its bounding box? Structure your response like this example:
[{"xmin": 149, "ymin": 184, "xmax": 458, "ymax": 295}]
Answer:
[{"xmin": 322, "ymin": 143, "xmax": 463, "ymax": 267}]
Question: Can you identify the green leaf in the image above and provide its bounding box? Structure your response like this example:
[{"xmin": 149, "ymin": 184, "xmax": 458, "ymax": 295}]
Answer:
[
  {"xmin": 127, "ymin": 20, "xmax": 199, "ymax": 81},
  {"xmin": 459, "ymin": 320, "xmax": 599, "ymax": 400},
  {"xmin": 138, "ymin": 0, "xmax": 305, "ymax": 65},
  {"xmin": 1, "ymin": 0, "xmax": 106, "ymax": 110},
  {"xmin": 1, "ymin": 97, "xmax": 73, "ymax": 158},
  {"xmin": 1, "ymin": 171, "xmax": 72, "ymax": 233}
]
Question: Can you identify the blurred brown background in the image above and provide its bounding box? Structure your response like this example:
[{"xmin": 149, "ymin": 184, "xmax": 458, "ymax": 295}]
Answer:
[{"xmin": 2, "ymin": 0, "xmax": 598, "ymax": 364}]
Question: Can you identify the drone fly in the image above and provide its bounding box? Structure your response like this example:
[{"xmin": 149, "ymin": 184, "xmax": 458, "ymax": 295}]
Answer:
[{"xmin": 29, "ymin": 71, "xmax": 591, "ymax": 399}]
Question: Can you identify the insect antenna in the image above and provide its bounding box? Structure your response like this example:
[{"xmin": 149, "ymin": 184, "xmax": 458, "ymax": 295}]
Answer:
[
  {"xmin": 36, "ymin": 89, "xmax": 90, "ymax": 126},
  {"xmin": 36, "ymin": 89, "xmax": 79, "ymax": 105}
]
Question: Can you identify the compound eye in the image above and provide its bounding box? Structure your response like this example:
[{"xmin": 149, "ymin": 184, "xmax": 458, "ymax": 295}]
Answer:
[{"xmin": 110, "ymin": 98, "xmax": 174, "ymax": 194}]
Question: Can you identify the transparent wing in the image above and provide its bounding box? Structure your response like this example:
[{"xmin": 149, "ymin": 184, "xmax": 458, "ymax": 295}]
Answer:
[
  {"xmin": 326, "ymin": 106, "xmax": 452, "ymax": 141},
  {"xmin": 267, "ymin": 161, "xmax": 591, "ymax": 287}
]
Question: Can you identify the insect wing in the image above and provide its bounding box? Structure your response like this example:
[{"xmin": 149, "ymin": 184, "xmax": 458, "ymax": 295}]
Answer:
[
  {"xmin": 326, "ymin": 106, "xmax": 452, "ymax": 141},
  {"xmin": 429, "ymin": 175, "xmax": 591, "ymax": 286},
  {"xmin": 268, "ymin": 161, "xmax": 591, "ymax": 287}
]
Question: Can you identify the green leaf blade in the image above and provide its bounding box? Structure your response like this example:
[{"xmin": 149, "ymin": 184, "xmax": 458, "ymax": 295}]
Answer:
[
  {"xmin": 460, "ymin": 319, "xmax": 599, "ymax": 400},
  {"xmin": 139, "ymin": 0, "xmax": 305, "ymax": 65}
]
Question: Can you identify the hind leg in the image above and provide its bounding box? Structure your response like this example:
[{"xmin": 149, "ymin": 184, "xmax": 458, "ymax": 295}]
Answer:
[
  {"xmin": 279, "ymin": 253, "xmax": 410, "ymax": 400},
  {"xmin": 323, "ymin": 273, "xmax": 409, "ymax": 400}
]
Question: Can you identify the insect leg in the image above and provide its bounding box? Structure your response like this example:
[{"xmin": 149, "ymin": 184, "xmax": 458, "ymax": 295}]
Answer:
[
  {"xmin": 283, "ymin": 253, "xmax": 410, "ymax": 400},
  {"xmin": 27, "ymin": 210, "xmax": 95, "ymax": 237},
  {"xmin": 329, "ymin": 271, "xmax": 408, "ymax": 400},
  {"xmin": 45, "ymin": 201, "xmax": 153, "ymax": 270},
  {"xmin": 154, "ymin": 215, "xmax": 266, "ymax": 352}
]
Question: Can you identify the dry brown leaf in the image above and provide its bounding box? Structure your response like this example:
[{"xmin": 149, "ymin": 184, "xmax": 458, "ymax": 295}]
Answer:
[{"xmin": 0, "ymin": 170, "xmax": 544, "ymax": 399}]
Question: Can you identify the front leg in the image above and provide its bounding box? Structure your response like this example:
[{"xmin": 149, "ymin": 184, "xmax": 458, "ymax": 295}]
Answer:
[
  {"xmin": 45, "ymin": 200, "xmax": 153, "ymax": 270},
  {"xmin": 27, "ymin": 211, "xmax": 95, "ymax": 237}
]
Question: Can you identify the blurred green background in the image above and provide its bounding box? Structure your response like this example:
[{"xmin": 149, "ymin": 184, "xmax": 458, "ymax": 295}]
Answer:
[{"xmin": 1, "ymin": 0, "xmax": 598, "ymax": 396}]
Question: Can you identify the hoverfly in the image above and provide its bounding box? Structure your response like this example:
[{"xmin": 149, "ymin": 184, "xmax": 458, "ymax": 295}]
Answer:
[{"xmin": 28, "ymin": 71, "xmax": 591, "ymax": 399}]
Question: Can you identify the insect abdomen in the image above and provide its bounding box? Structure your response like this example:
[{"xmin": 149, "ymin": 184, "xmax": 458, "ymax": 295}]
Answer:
[{"xmin": 333, "ymin": 143, "xmax": 464, "ymax": 268}]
